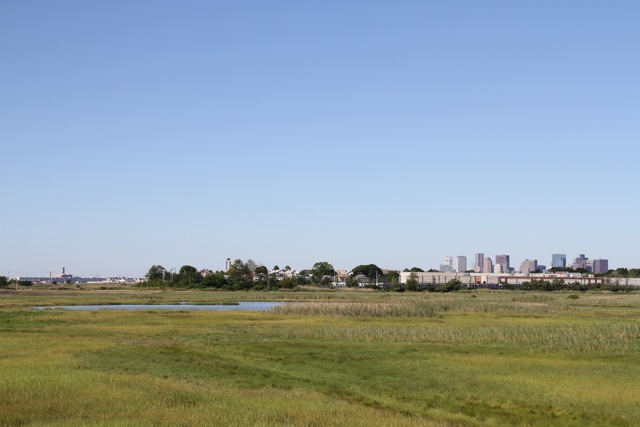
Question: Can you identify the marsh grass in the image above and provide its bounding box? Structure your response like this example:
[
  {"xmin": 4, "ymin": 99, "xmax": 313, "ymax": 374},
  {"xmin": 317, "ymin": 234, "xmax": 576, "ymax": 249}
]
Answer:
[
  {"xmin": 1, "ymin": 290, "xmax": 640, "ymax": 426},
  {"xmin": 263, "ymin": 322, "xmax": 640, "ymax": 353},
  {"xmin": 271, "ymin": 294, "xmax": 567, "ymax": 317},
  {"xmin": 428, "ymin": 299, "xmax": 564, "ymax": 314},
  {"xmin": 270, "ymin": 298, "xmax": 438, "ymax": 317}
]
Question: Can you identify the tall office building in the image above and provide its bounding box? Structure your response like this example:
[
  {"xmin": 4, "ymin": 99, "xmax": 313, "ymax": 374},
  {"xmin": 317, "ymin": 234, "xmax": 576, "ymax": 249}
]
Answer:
[
  {"xmin": 440, "ymin": 256, "xmax": 454, "ymax": 273},
  {"xmin": 593, "ymin": 259, "xmax": 609, "ymax": 274},
  {"xmin": 495, "ymin": 254, "xmax": 510, "ymax": 273},
  {"xmin": 474, "ymin": 253, "xmax": 484, "ymax": 272},
  {"xmin": 551, "ymin": 254, "xmax": 566, "ymax": 269},
  {"xmin": 456, "ymin": 256, "xmax": 467, "ymax": 273},
  {"xmin": 572, "ymin": 254, "xmax": 588, "ymax": 270},
  {"xmin": 520, "ymin": 259, "xmax": 538, "ymax": 274},
  {"xmin": 585, "ymin": 259, "xmax": 594, "ymax": 272},
  {"xmin": 483, "ymin": 257, "xmax": 493, "ymax": 273},
  {"xmin": 584, "ymin": 258, "xmax": 609, "ymax": 273}
]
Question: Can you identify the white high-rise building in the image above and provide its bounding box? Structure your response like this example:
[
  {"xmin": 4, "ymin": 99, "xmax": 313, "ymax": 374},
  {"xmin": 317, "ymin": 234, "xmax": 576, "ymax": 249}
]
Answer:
[
  {"xmin": 440, "ymin": 256, "xmax": 454, "ymax": 273},
  {"xmin": 456, "ymin": 256, "xmax": 467, "ymax": 273}
]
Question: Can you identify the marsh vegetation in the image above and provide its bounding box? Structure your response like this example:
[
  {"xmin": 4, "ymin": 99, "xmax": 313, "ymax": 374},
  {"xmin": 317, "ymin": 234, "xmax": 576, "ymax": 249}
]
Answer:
[{"xmin": 1, "ymin": 289, "xmax": 639, "ymax": 426}]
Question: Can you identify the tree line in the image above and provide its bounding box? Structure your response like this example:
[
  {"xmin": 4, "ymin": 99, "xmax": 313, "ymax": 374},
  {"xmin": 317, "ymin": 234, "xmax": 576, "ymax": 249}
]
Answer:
[
  {"xmin": 140, "ymin": 259, "xmax": 480, "ymax": 292},
  {"xmin": 141, "ymin": 260, "xmax": 406, "ymax": 290},
  {"xmin": 142, "ymin": 260, "xmax": 330, "ymax": 290}
]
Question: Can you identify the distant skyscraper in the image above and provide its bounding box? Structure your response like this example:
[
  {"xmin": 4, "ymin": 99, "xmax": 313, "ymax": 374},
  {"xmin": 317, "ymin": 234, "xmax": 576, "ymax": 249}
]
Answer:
[
  {"xmin": 520, "ymin": 259, "xmax": 538, "ymax": 274},
  {"xmin": 483, "ymin": 257, "xmax": 493, "ymax": 273},
  {"xmin": 593, "ymin": 259, "xmax": 609, "ymax": 274},
  {"xmin": 474, "ymin": 253, "xmax": 484, "ymax": 272},
  {"xmin": 551, "ymin": 254, "xmax": 566, "ymax": 269},
  {"xmin": 495, "ymin": 254, "xmax": 510, "ymax": 273},
  {"xmin": 586, "ymin": 259, "xmax": 595, "ymax": 272},
  {"xmin": 456, "ymin": 256, "xmax": 467, "ymax": 273},
  {"xmin": 572, "ymin": 254, "xmax": 588, "ymax": 270},
  {"xmin": 440, "ymin": 256, "xmax": 454, "ymax": 273},
  {"xmin": 583, "ymin": 258, "xmax": 609, "ymax": 273}
]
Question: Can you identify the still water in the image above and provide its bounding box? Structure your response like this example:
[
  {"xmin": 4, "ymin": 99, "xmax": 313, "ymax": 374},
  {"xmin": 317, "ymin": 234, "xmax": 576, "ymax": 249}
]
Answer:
[{"xmin": 34, "ymin": 302, "xmax": 286, "ymax": 311}]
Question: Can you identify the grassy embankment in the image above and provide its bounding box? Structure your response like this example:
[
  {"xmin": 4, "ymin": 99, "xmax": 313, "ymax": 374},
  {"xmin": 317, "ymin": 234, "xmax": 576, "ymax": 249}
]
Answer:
[{"xmin": 1, "ymin": 289, "xmax": 639, "ymax": 426}]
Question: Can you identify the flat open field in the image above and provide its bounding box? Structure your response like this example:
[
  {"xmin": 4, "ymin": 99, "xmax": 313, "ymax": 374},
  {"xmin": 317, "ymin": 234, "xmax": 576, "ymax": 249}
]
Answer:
[{"xmin": 1, "ymin": 288, "xmax": 639, "ymax": 426}]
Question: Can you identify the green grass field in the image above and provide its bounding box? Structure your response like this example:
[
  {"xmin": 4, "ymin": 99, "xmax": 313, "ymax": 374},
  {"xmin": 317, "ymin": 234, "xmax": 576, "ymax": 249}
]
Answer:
[{"xmin": 1, "ymin": 289, "xmax": 639, "ymax": 426}]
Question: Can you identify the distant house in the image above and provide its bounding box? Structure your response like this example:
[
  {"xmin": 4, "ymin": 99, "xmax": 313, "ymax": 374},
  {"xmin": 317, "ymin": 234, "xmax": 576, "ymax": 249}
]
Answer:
[
  {"xmin": 268, "ymin": 268, "xmax": 298, "ymax": 281},
  {"xmin": 353, "ymin": 274, "xmax": 370, "ymax": 287}
]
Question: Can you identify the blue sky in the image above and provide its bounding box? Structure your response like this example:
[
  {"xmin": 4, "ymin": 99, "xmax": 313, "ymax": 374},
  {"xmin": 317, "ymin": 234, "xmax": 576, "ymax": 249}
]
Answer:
[{"xmin": 2, "ymin": 1, "xmax": 639, "ymax": 277}]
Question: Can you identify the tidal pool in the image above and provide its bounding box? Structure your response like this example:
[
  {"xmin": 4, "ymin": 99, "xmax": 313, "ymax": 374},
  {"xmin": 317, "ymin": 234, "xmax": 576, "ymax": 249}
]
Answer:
[{"xmin": 34, "ymin": 302, "xmax": 287, "ymax": 311}]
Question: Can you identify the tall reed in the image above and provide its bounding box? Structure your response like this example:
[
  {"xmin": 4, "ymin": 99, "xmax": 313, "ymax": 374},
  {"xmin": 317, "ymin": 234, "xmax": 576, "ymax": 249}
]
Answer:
[
  {"xmin": 262, "ymin": 322, "xmax": 640, "ymax": 354},
  {"xmin": 269, "ymin": 298, "xmax": 438, "ymax": 318}
]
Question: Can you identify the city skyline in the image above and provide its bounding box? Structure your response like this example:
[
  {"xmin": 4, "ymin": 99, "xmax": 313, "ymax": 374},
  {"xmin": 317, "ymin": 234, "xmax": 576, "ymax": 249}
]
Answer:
[
  {"xmin": 5, "ymin": 250, "xmax": 615, "ymax": 279},
  {"xmin": 2, "ymin": 2, "xmax": 639, "ymax": 277},
  {"xmin": 447, "ymin": 252, "xmax": 609, "ymax": 274}
]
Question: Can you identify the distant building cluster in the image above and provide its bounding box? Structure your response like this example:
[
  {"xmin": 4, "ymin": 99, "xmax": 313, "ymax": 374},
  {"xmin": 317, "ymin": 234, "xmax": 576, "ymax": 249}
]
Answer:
[
  {"xmin": 12, "ymin": 267, "xmax": 145, "ymax": 284},
  {"xmin": 404, "ymin": 252, "xmax": 613, "ymax": 287},
  {"xmin": 446, "ymin": 253, "xmax": 609, "ymax": 275},
  {"xmin": 398, "ymin": 270, "xmax": 634, "ymax": 287}
]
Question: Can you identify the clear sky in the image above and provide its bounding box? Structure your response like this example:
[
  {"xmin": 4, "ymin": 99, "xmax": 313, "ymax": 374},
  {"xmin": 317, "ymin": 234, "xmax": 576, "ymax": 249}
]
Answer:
[{"xmin": 2, "ymin": 1, "xmax": 639, "ymax": 277}]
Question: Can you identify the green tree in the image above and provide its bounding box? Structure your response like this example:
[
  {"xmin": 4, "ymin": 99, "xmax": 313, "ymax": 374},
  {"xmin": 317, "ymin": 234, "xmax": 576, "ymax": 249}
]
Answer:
[
  {"xmin": 382, "ymin": 270, "xmax": 400, "ymax": 287},
  {"xmin": 201, "ymin": 272, "xmax": 228, "ymax": 289},
  {"xmin": 298, "ymin": 269, "xmax": 311, "ymax": 279},
  {"xmin": 345, "ymin": 276, "xmax": 359, "ymax": 288},
  {"xmin": 178, "ymin": 265, "xmax": 202, "ymax": 286},
  {"xmin": 146, "ymin": 265, "xmax": 167, "ymax": 281},
  {"xmin": 351, "ymin": 264, "xmax": 383, "ymax": 281},
  {"xmin": 406, "ymin": 272, "xmax": 419, "ymax": 291},
  {"xmin": 629, "ymin": 269, "xmax": 640, "ymax": 278},
  {"xmin": 0, "ymin": 276, "xmax": 8, "ymax": 288},
  {"xmin": 278, "ymin": 276, "xmax": 308, "ymax": 289},
  {"xmin": 614, "ymin": 268, "xmax": 629, "ymax": 277},
  {"xmin": 252, "ymin": 265, "xmax": 269, "ymax": 289},
  {"xmin": 310, "ymin": 261, "xmax": 335, "ymax": 284},
  {"xmin": 246, "ymin": 259, "xmax": 258, "ymax": 274},
  {"xmin": 320, "ymin": 276, "xmax": 333, "ymax": 287},
  {"xmin": 440, "ymin": 278, "xmax": 461, "ymax": 292},
  {"xmin": 255, "ymin": 266, "xmax": 268, "ymax": 275},
  {"xmin": 228, "ymin": 259, "xmax": 254, "ymax": 288}
]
